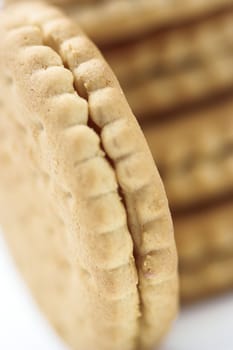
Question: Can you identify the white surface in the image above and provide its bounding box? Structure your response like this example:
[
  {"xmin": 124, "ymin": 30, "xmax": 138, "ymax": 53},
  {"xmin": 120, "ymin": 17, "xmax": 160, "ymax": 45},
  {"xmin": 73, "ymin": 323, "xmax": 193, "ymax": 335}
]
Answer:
[
  {"xmin": 0, "ymin": 231, "xmax": 232, "ymax": 350},
  {"xmin": 0, "ymin": 233, "xmax": 67, "ymax": 350}
]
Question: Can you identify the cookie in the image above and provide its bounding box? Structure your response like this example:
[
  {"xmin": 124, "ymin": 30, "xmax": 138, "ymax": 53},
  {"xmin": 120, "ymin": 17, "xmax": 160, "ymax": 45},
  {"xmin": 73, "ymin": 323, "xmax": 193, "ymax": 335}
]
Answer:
[
  {"xmin": 0, "ymin": 3, "xmax": 178, "ymax": 350},
  {"xmin": 143, "ymin": 99, "xmax": 233, "ymax": 210},
  {"xmin": 178, "ymin": 200, "xmax": 233, "ymax": 301},
  {"xmin": 4, "ymin": 0, "xmax": 233, "ymax": 45},
  {"xmin": 180, "ymin": 255, "xmax": 233, "ymax": 301},
  {"xmin": 50, "ymin": 0, "xmax": 233, "ymax": 46},
  {"xmin": 105, "ymin": 11, "xmax": 233, "ymax": 85},
  {"xmin": 175, "ymin": 200, "xmax": 233, "ymax": 267},
  {"xmin": 125, "ymin": 54, "xmax": 233, "ymax": 118}
]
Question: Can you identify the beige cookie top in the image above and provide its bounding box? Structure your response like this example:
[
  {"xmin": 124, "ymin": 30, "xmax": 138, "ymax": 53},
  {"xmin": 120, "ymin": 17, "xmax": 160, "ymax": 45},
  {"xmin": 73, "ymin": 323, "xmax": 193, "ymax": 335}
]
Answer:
[{"xmin": 0, "ymin": 3, "xmax": 178, "ymax": 350}]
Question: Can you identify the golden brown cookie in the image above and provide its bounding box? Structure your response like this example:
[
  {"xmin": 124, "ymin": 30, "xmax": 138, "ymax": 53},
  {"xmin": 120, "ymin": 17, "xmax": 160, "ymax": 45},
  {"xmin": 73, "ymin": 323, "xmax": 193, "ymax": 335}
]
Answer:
[
  {"xmin": 143, "ymin": 99, "xmax": 233, "ymax": 210},
  {"xmin": 175, "ymin": 201, "xmax": 233, "ymax": 267},
  {"xmin": 49, "ymin": 0, "xmax": 233, "ymax": 46},
  {"xmin": 105, "ymin": 11, "xmax": 233, "ymax": 86},
  {"xmin": 125, "ymin": 55, "xmax": 233, "ymax": 118},
  {"xmin": 0, "ymin": 3, "xmax": 178, "ymax": 350},
  {"xmin": 180, "ymin": 255, "xmax": 233, "ymax": 301}
]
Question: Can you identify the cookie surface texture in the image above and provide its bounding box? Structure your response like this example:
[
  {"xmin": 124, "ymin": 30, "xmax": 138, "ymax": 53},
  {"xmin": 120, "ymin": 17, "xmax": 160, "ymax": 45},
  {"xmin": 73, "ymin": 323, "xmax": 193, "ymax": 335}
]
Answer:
[{"xmin": 0, "ymin": 3, "xmax": 178, "ymax": 350}]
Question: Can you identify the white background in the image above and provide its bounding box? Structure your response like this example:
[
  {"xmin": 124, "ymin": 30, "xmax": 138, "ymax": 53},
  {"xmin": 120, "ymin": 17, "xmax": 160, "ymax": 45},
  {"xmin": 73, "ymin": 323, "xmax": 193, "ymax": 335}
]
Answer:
[{"xmin": 0, "ymin": 1, "xmax": 232, "ymax": 349}]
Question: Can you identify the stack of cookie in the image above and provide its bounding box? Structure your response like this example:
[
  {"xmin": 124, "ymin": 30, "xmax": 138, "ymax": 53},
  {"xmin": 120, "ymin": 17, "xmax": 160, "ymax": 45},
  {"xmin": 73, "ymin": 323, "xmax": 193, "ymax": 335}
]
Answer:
[
  {"xmin": 145, "ymin": 102, "xmax": 233, "ymax": 301},
  {"xmin": 62, "ymin": 0, "xmax": 233, "ymax": 302},
  {"xmin": 4, "ymin": 0, "xmax": 233, "ymax": 301},
  {"xmin": 134, "ymin": 8, "xmax": 233, "ymax": 300}
]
